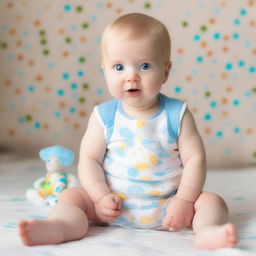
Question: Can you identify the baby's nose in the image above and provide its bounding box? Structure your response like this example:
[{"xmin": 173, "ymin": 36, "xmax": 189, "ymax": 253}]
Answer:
[{"xmin": 126, "ymin": 70, "xmax": 140, "ymax": 83}]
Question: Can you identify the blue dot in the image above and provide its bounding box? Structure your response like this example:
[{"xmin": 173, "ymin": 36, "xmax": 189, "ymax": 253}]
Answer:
[
  {"xmin": 213, "ymin": 32, "xmax": 221, "ymax": 40},
  {"xmin": 70, "ymin": 24, "xmax": 77, "ymax": 31},
  {"xmin": 97, "ymin": 88, "xmax": 103, "ymax": 96},
  {"xmin": 238, "ymin": 60, "xmax": 245, "ymax": 67},
  {"xmin": 127, "ymin": 168, "xmax": 139, "ymax": 177},
  {"xmin": 193, "ymin": 34, "xmax": 201, "ymax": 41},
  {"xmin": 69, "ymin": 107, "xmax": 76, "ymax": 113},
  {"xmin": 225, "ymin": 63, "xmax": 233, "ymax": 70},
  {"xmin": 23, "ymin": 30, "xmax": 29, "ymax": 37},
  {"xmin": 196, "ymin": 56, "xmax": 204, "ymax": 63},
  {"xmin": 204, "ymin": 113, "xmax": 212, "ymax": 121},
  {"xmin": 28, "ymin": 85, "xmax": 35, "ymax": 92},
  {"xmin": 216, "ymin": 131, "xmax": 223, "ymax": 137},
  {"xmin": 18, "ymin": 117, "xmax": 25, "ymax": 124},
  {"xmin": 174, "ymin": 86, "xmax": 182, "ymax": 93},
  {"xmin": 54, "ymin": 112, "xmax": 61, "ymax": 118},
  {"xmin": 48, "ymin": 62, "xmax": 55, "ymax": 69},
  {"xmin": 57, "ymin": 89, "xmax": 65, "ymax": 96},
  {"xmin": 234, "ymin": 127, "xmax": 240, "ymax": 134},
  {"xmin": 240, "ymin": 9, "xmax": 247, "ymax": 16},
  {"xmin": 70, "ymin": 83, "xmax": 78, "ymax": 90},
  {"xmin": 210, "ymin": 101, "xmax": 217, "ymax": 108},
  {"xmin": 62, "ymin": 73, "xmax": 70, "ymax": 80},
  {"xmin": 34, "ymin": 122, "xmax": 41, "ymax": 129},
  {"xmin": 234, "ymin": 19, "xmax": 241, "ymax": 25},
  {"xmin": 233, "ymin": 99, "xmax": 240, "ymax": 106},
  {"xmin": 249, "ymin": 66, "xmax": 255, "ymax": 73},
  {"xmin": 232, "ymin": 33, "xmax": 239, "ymax": 40},
  {"xmin": 64, "ymin": 5, "xmax": 71, "ymax": 12},
  {"xmin": 77, "ymin": 70, "xmax": 84, "ymax": 77}
]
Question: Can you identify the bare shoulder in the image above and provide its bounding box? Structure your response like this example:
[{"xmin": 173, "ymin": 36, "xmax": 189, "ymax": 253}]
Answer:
[{"xmin": 80, "ymin": 109, "xmax": 106, "ymax": 161}]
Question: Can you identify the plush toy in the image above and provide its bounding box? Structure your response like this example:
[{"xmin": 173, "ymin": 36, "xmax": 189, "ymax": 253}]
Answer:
[{"xmin": 26, "ymin": 145, "xmax": 79, "ymax": 207}]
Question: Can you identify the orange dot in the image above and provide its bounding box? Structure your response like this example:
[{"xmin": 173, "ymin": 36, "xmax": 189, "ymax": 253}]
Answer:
[
  {"xmin": 44, "ymin": 86, "xmax": 51, "ymax": 92},
  {"xmin": 246, "ymin": 128, "xmax": 253, "ymax": 134},
  {"xmin": 62, "ymin": 51, "xmax": 69, "ymax": 57},
  {"xmin": 80, "ymin": 36, "xmax": 87, "ymax": 43},
  {"xmin": 74, "ymin": 123, "xmax": 80, "ymax": 129},
  {"xmin": 7, "ymin": 2, "xmax": 14, "ymax": 8},
  {"xmin": 200, "ymin": 41, "xmax": 207, "ymax": 48},
  {"xmin": 226, "ymin": 87, "xmax": 233, "ymax": 92},
  {"xmin": 191, "ymin": 107, "xmax": 198, "ymax": 113},
  {"xmin": 206, "ymin": 50, "xmax": 213, "ymax": 57},
  {"xmin": 116, "ymin": 8, "xmax": 122, "ymax": 14},
  {"xmin": 106, "ymin": 2, "xmax": 112, "ymax": 8},
  {"xmin": 34, "ymin": 20, "xmax": 41, "ymax": 27},
  {"xmin": 209, "ymin": 18, "xmax": 216, "ymax": 25},
  {"xmin": 186, "ymin": 75, "xmax": 193, "ymax": 82},
  {"xmin": 59, "ymin": 101, "xmax": 67, "ymax": 109},
  {"xmin": 35, "ymin": 75, "xmax": 43, "ymax": 82},
  {"xmin": 63, "ymin": 117, "xmax": 69, "ymax": 123},
  {"xmin": 28, "ymin": 60, "xmax": 35, "ymax": 66},
  {"xmin": 248, "ymin": 0, "xmax": 254, "ymax": 6},
  {"xmin": 221, "ymin": 98, "xmax": 228, "ymax": 104},
  {"xmin": 220, "ymin": 2, "xmax": 227, "ymax": 7},
  {"xmin": 9, "ymin": 28, "xmax": 16, "ymax": 36},
  {"xmin": 250, "ymin": 20, "xmax": 256, "ymax": 27},
  {"xmin": 16, "ymin": 40, "xmax": 23, "ymax": 47},
  {"xmin": 177, "ymin": 48, "xmax": 184, "ymax": 54},
  {"xmin": 15, "ymin": 88, "xmax": 22, "ymax": 95},
  {"xmin": 222, "ymin": 110, "xmax": 229, "ymax": 117},
  {"xmin": 43, "ymin": 123, "xmax": 49, "ymax": 130},
  {"xmin": 221, "ymin": 72, "xmax": 227, "ymax": 79},
  {"xmin": 4, "ymin": 79, "xmax": 12, "ymax": 86},
  {"xmin": 222, "ymin": 46, "xmax": 229, "ymax": 52},
  {"xmin": 79, "ymin": 110, "xmax": 87, "ymax": 117},
  {"xmin": 17, "ymin": 54, "xmax": 24, "ymax": 61},
  {"xmin": 223, "ymin": 35, "xmax": 230, "ymax": 41},
  {"xmin": 59, "ymin": 28, "xmax": 65, "ymax": 35},
  {"xmin": 252, "ymin": 49, "xmax": 256, "ymax": 55},
  {"xmin": 8, "ymin": 129, "xmax": 15, "ymax": 136},
  {"xmin": 205, "ymin": 127, "xmax": 212, "ymax": 134}
]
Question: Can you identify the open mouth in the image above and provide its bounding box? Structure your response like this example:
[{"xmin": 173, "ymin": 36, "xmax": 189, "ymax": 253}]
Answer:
[{"xmin": 127, "ymin": 89, "xmax": 140, "ymax": 93}]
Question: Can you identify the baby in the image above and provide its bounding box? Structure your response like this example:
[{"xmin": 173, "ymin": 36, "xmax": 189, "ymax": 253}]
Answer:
[{"xmin": 19, "ymin": 13, "xmax": 238, "ymax": 250}]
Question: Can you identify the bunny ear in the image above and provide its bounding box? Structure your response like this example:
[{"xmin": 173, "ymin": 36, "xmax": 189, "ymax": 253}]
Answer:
[{"xmin": 39, "ymin": 145, "xmax": 75, "ymax": 166}]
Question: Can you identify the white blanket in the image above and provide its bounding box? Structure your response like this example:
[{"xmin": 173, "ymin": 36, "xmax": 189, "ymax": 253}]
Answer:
[{"xmin": 1, "ymin": 159, "xmax": 256, "ymax": 256}]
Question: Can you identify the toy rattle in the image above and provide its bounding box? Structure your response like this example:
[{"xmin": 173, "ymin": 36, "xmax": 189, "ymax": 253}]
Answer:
[{"xmin": 26, "ymin": 145, "xmax": 79, "ymax": 207}]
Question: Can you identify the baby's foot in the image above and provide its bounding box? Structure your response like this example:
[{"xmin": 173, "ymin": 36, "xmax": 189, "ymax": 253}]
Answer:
[
  {"xmin": 19, "ymin": 219, "xmax": 64, "ymax": 246},
  {"xmin": 194, "ymin": 223, "xmax": 237, "ymax": 250}
]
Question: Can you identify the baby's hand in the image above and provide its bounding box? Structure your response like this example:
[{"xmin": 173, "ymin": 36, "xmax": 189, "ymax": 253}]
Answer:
[
  {"xmin": 162, "ymin": 197, "xmax": 194, "ymax": 231},
  {"xmin": 95, "ymin": 193, "xmax": 122, "ymax": 222}
]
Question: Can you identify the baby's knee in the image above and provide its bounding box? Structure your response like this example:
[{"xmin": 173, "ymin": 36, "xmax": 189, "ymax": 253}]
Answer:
[
  {"xmin": 196, "ymin": 192, "xmax": 228, "ymax": 211},
  {"xmin": 58, "ymin": 188, "xmax": 82, "ymax": 204}
]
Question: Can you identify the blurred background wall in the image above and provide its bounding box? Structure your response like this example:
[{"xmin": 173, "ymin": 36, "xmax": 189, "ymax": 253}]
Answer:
[{"xmin": 0, "ymin": 0, "xmax": 255, "ymax": 168}]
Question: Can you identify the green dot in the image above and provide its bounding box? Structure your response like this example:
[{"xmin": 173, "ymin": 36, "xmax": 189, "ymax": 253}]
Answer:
[
  {"xmin": 200, "ymin": 25, "xmax": 208, "ymax": 32},
  {"xmin": 25, "ymin": 115, "xmax": 33, "ymax": 121},
  {"xmin": 253, "ymin": 152, "xmax": 256, "ymax": 158},
  {"xmin": 39, "ymin": 29, "xmax": 46, "ymax": 36},
  {"xmin": 76, "ymin": 5, "xmax": 83, "ymax": 12},
  {"xmin": 205, "ymin": 91, "xmax": 211, "ymax": 97},
  {"xmin": 82, "ymin": 23, "xmax": 89, "ymax": 29},
  {"xmin": 79, "ymin": 97, "xmax": 86, "ymax": 103},
  {"xmin": 83, "ymin": 83, "xmax": 89, "ymax": 89},
  {"xmin": 144, "ymin": 2, "xmax": 151, "ymax": 9},
  {"xmin": 43, "ymin": 49, "xmax": 50, "ymax": 56},
  {"xmin": 40, "ymin": 39, "xmax": 47, "ymax": 45},
  {"xmin": 252, "ymin": 88, "xmax": 256, "ymax": 94},
  {"xmin": 65, "ymin": 37, "xmax": 72, "ymax": 44},
  {"xmin": 182, "ymin": 21, "xmax": 189, "ymax": 27},
  {"xmin": 79, "ymin": 57, "xmax": 86, "ymax": 63},
  {"xmin": 0, "ymin": 42, "xmax": 8, "ymax": 49}
]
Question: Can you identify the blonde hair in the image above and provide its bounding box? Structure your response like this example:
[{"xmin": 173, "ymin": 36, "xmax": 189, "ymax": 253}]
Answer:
[{"xmin": 101, "ymin": 13, "xmax": 171, "ymax": 61}]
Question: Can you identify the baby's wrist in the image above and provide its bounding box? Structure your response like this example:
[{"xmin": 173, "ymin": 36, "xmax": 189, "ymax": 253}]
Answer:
[{"xmin": 176, "ymin": 185, "xmax": 202, "ymax": 204}]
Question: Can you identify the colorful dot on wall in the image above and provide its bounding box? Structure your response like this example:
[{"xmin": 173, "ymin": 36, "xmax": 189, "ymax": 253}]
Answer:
[
  {"xmin": 64, "ymin": 5, "xmax": 72, "ymax": 12},
  {"xmin": 216, "ymin": 130, "xmax": 224, "ymax": 138},
  {"xmin": 144, "ymin": 2, "xmax": 152, "ymax": 9},
  {"xmin": 57, "ymin": 89, "xmax": 65, "ymax": 96},
  {"xmin": 200, "ymin": 25, "xmax": 208, "ymax": 32},
  {"xmin": 204, "ymin": 113, "xmax": 212, "ymax": 121},
  {"xmin": 70, "ymin": 83, "xmax": 78, "ymax": 90},
  {"xmin": 81, "ymin": 22, "xmax": 89, "ymax": 29},
  {"xmin": 82, "ymin": 83, "xmax": 89, "ymax": 89},
  {"xmin": 182, "ymin": 21, "xmax": 189, "ymax": 27},
  {"xmin": 78, "ymin": 97, "xmax": 86, "ymax": 103},
  {"xmin": 62, "ymin": 72, "xmax": 70, "ymax": 80},
  {"xmin": 76, "ymin": 5, "xmax": 83, "ymax": 13}
]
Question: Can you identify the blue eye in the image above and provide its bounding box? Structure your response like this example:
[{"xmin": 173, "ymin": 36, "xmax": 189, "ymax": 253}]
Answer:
[
  {"xmin": 115, "ymin": 64, "xmax": 124, "ymax": 71},
  {"xmin": 140, "ymin": 63, "xmax": 151, "ymax": 70}
]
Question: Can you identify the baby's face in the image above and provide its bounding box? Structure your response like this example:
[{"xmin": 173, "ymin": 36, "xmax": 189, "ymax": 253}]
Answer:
[{"xmin": 101, "ymin": 34, "xmax": 171, "ymax": 110}]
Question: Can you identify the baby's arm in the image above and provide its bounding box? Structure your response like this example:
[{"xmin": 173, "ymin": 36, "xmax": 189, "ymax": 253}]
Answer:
[
  {"xmin": 163, "ymin": 109, "xmax": 206, "ymax": 230},
  {"xmin": 78, "ymin": 111, "xmax": 121, "ymax": 221}
]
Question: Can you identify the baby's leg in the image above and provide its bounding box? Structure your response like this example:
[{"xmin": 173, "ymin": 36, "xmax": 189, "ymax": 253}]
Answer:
[
  {"xmin": 193, "ymin": 192, "xmax": 238, "ymax": 250},
  {"xmin": 19, "ymin": 188, "xmax": 97, "ymax": 245}
]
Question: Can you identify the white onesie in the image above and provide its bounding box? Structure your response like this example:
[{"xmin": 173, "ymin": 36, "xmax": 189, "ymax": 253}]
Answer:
[{"xmin": 95, "ymin": 93, "xmax": 186, "ymax": 229}]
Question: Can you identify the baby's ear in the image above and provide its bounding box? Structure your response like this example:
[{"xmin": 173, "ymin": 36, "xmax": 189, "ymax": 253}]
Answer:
[{"xmin": 163, "ymin": 61, "xmax": 172, "ymax": 83}]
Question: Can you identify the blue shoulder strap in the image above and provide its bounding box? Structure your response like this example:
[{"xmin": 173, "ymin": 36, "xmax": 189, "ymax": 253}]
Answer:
[
  {"xmin": 96, "ymin": 99, "xmax": 118, "ymax": 143},
  {"xmin": 160, "ymin": 94, "xmax": 186, "ymax": 142}
]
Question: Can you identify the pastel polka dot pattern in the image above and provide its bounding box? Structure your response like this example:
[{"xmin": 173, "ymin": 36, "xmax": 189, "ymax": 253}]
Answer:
[{"xmin": 0, "ymin": 1, "xmax": 255, "ymax": 167}]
